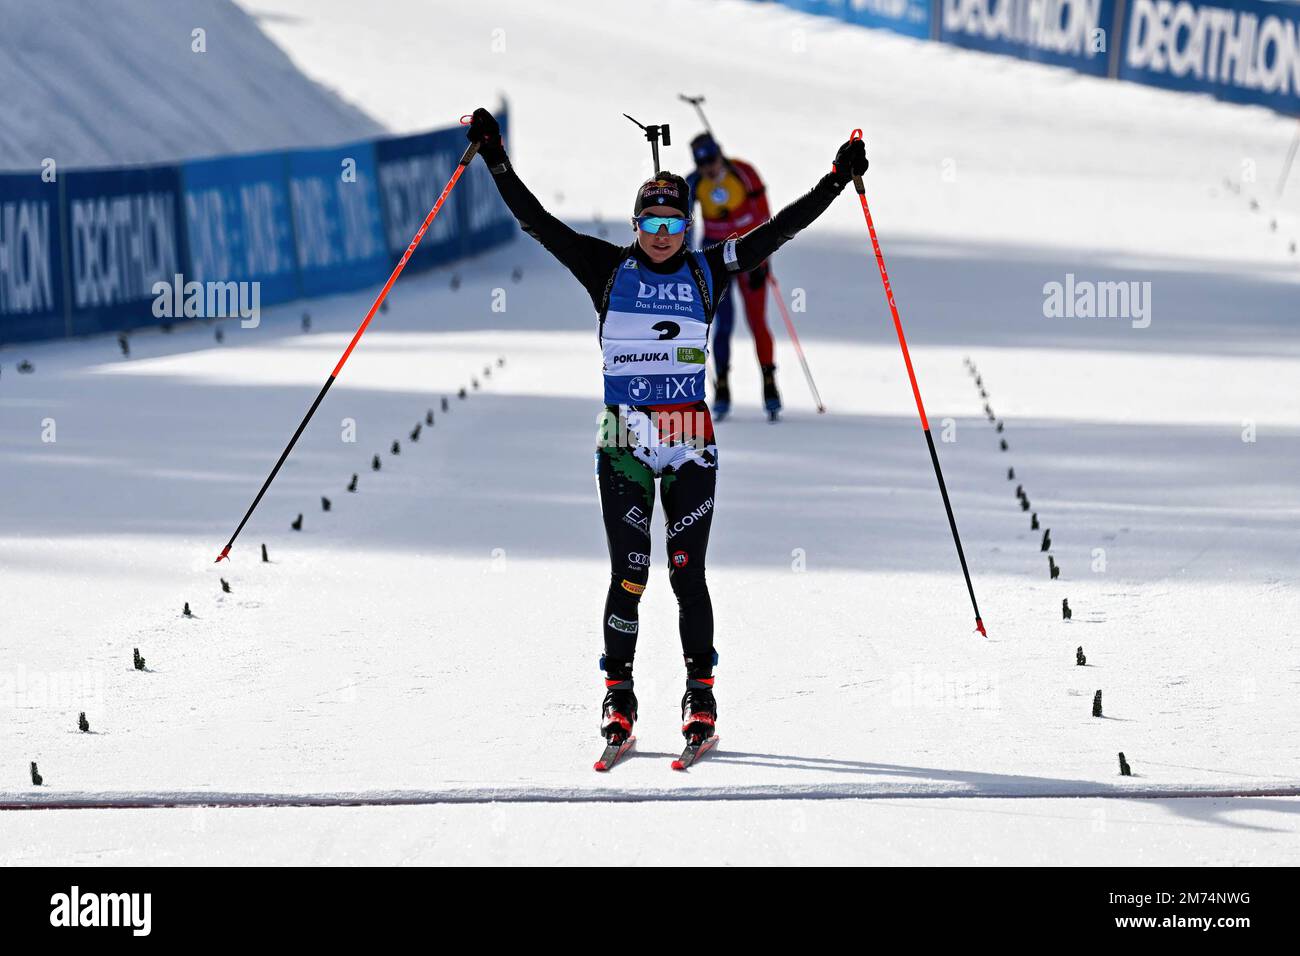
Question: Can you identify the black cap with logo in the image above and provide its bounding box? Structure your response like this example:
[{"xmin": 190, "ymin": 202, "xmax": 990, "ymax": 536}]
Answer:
[{"xmin": 634, "ymin": 172, "xmax": 691, "ymax": 216}]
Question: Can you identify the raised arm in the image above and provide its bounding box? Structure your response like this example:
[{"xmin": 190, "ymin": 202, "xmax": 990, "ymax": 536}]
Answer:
[
  {"xmin": 467, "ymin": 108, "xmax": 624, "ymax": 305},
  {"xmin": 703, "ymin": 137, "xmax": 867, "ymax": 278}
]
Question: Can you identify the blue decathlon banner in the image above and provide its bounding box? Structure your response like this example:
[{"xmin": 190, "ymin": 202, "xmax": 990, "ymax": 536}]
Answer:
[
  {"xmin": 0, "ymin": 114, "xmax": 516, "ymax": 345},
  {"xmin": 939, "ymin": 0, "xmax": 1118, "ymax": 76},
  {"xmin": 286, "ymin": 141, "xmax": 389, "ymax": 297},
  {"xmin": 375, "ymin": 110, "xmax": 514, "ymax": 270},
  {"xmin": 1120, "ymin": 0, "xmax": 1300, "ymax": 115},
  {"xmin": 453, "ymin": 132, "xmax": 518, "ymax": 256},
  {"xmin": 64, "ymin": 164, "xmax": 188, "ymax": 337},
  {"xmin": 782, "ymin": 0, "xmax": 933, "ymax": 39},
  {"xmin": 374, "ymin": 129, "xmax": 463, "ymax": 270},
  {"xmin": 0, "ymin": 173, "xmax": 64, "ymax": 344},
  {"xmin": 181, "ymin": 151, "xmax": 299, "ymax": 306}
]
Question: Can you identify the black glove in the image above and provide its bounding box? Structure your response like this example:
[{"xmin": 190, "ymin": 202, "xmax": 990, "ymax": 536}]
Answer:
[
  {"xmin": 746, "ymin": 262, "xmax": 770, "ymax": 291},
  {"xmin": 831, "ymin": 137, "xmax": 868, "ymax": 186},
  {"xmin": 466, "ymin": 107, "xmax": 506, "ymax": 164}
]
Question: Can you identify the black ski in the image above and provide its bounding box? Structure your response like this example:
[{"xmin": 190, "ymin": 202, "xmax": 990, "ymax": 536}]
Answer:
[
  {"xmin": 671, "ymin": 734, "xmax": 719, "ymax": 771},
  {"xmin": 594, "ymin": 735, "xmax": 636, "ymax": 772}
]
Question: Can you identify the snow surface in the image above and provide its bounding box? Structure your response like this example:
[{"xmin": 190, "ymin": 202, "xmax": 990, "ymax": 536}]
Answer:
[
  {"xmin": 0, "ymin": 0, "xmax": 382, "ymax": 171},
  {"xmin": 2, "ymin": 0, "xmax": 1299, "ymax": 865}
]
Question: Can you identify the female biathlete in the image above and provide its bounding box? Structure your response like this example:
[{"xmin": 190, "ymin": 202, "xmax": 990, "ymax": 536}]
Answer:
[{"xmin": 464, "ymin": 108, "xmax": 867, "ymax": 751}]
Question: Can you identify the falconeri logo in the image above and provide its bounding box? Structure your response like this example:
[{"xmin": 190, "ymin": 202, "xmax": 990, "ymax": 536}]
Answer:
[
  {"xmin": 667, "ymin": 497, "xmax": 714, "ymax": 539},
  {"xmin": 50, "ymin": 886, "xmax": 152, "ymax": 936}
]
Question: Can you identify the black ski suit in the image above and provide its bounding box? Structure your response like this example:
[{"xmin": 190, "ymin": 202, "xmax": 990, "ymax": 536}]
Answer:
[{"xmin": 482, "ymin": 151, "xmax": 846, "ymax": 671}]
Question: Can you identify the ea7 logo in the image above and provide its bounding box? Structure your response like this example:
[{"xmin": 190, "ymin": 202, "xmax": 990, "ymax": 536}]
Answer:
[
  {"xmin": 622, "ymin": 505, "xmax": 650, "ymax": 534},
  {"xmin": 637, "ymin": 281, "xmax": 695, "ymax": 302},
  {"xmin": 50, "ymin": 886, "xmax": 152, "ymax": 936}
]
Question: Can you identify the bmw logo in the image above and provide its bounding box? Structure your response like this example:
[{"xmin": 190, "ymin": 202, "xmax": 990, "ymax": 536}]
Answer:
[{"xmin": 628, "ymin": 377, "xmax": 651, "ymax": 401}]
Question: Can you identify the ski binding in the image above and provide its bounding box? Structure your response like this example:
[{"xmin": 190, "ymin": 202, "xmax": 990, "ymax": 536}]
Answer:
[
  {"xmin": 594, "ymin": 735, "xmax": 636, "ymax": 772},
  {"xmin": 671, "ymin": 734, "xmax": 719, "ymax": 771}
]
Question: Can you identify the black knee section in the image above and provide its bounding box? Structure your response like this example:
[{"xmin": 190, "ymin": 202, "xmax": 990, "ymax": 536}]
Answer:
[
  {"xmin": 669, "ymin": 566, "xmax": 713, "ymax": 660},
  {"xmin": 668, "ymin": 565, "xmax": 708, "ymax": 604},
  {"xmin": 607, "ymin": 571, "xmax": 648, "ymax": 611},
  {"xmin": 603, "ymin": 572, "xmax": 647, "ymax": 662}
]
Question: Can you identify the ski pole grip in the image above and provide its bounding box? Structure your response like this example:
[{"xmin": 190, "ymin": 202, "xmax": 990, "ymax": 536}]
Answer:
[
  {"xmin": 458, "ymin": 114, "xmax": 481, "ymax": 166},
  {"xmin": 849, "ymin": 128, "xmax": 866, "ymax": 195}
]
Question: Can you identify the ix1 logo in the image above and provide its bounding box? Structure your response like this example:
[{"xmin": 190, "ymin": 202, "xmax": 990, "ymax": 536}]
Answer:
[{"xmin": 49, "ymin": 886, "xmax": 151, "ymax": 936}]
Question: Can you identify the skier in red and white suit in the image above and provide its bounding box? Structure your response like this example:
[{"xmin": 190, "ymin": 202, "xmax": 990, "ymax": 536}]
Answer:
[{"xmin": 686, "ymin": 132, "xmax": 780, "ymax": 419}]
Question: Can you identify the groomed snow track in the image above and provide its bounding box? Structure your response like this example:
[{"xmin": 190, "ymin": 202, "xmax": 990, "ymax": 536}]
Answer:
[{"xmin": 6, "ymin": 783, "xmax": 1300, "ymax": 810}]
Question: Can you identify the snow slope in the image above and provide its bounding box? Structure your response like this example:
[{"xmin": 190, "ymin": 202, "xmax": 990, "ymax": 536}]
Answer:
[
  {"xmin": 0, "ymin": 0, "xmax": 382, "ymax": 171},
  {"xmin": 237, "ymin": 0, "xmax": 1300, "ymax": 263},
  {"xmin": 1, "ymin": 0, "xmax": 1298, "ymax": 864}
]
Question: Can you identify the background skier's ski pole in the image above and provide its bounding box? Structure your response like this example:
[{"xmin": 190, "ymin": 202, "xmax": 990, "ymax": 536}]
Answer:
[
  {"xmin": 1276, "ymin": 117, "xmax": 1300, "ymax": 197},
  {"xmin": 214, "ymin": 135, "xmax": 481, "ymax": 563},
  {"xmin": 677, "ymin": 98, "xmax": 824, "ymax": 412},
  {"xmin": 766, "ymin": 273, "xmax": 825, "ymax": 413},
  {"xmin": 678, "ymin": 93, "xmax": 716, "ymax": 139},
  {"xmin": 846, "ymin": 129, "xmax": 986, "ymax": 636}
]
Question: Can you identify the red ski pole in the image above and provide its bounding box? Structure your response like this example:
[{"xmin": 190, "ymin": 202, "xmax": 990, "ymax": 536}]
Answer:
[
  {"xmin": 214, "ymin": 129, "xmax": 481, "ymax": 563},
  {"xmin": 766, "ymin": 273, "xmax": 825, "ymax": 414},
  {"xmin": 846, "ymin": 129, "xmax": 986, "ymax": 637}
]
